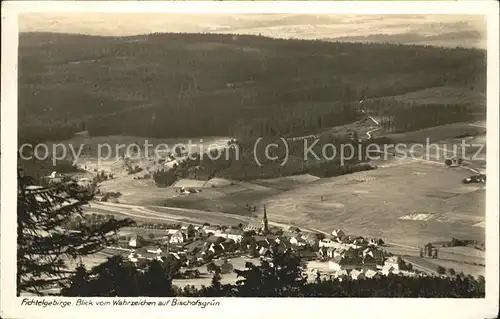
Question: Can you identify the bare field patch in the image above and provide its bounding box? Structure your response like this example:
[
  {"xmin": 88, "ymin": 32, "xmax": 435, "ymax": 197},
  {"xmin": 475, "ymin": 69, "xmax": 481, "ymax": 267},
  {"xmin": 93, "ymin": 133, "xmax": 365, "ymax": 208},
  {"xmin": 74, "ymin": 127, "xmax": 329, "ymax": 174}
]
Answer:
[
  {"xmin": 473, "ymin": 221, "xmax": 485, "ymax": 228},
  {"xmin": 430, "ymin": 259, "xmax": 485, "ymax": 277},
  {"xmin": 204, "ymin": 177, "xmax": 234, "ymax": 188},
  {"xmin": 398, "ymin": 213, "xmax": 436, "ymax": 221},
  {"xmin": 253, "ymin": 174, "xmax": 320, "ymax": 190}
]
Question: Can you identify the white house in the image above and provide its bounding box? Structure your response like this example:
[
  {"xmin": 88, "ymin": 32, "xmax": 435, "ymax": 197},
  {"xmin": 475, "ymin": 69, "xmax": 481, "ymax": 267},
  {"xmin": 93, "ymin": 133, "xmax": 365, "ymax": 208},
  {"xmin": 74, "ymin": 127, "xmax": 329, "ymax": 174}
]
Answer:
[
  {"xmin": 363, "ymin": 247, "xmax": 384, "ymax": 264},
  {"xmin": 203, "ymin": 225, "xmax": 220, "ymax": 235},
  {"xmin": 128, "ymin": 235, "xmax": 145, "ymax": 248},
  {"xmin": 326, "ymin": 247, "xmax": 336, "ymax": 258},
  {"xmin": 331, "ymin": 229, "xmax": 345, "ymax": 239},
  {"xmin": 333, "ymin": 269, "xmax": 349, "ymax": 280},
  {"xmin": 147, "ymin": 247, "xmax": 163, "ymax": 255},
  {"xmin": 350, "ymin": 269, "xmax": 365, "ymax": 280},
  {"xmin": 382, "ymin": 265, "xmax": 400, "ymax": 276},
  {"xmin": 167, "ymin": 229, "xmax": 181, "ymax": 235},
  {"xmin": 290, "ymin": 235, "xmax": 307, "ymax": 247},
  {"xmin": 169, "ymin": 230, "xmax": 186, "ymax": 244},
  {"xmin": 364, "ymin": 269, "xmax": 379, "ymax": 279},
  {"xmin": 213, "ymin": 231, "xmax": 242, "ymax": 243},
  {"xmin": 384, "ymin": 256, "xmax": 403, "ymax": 270},
  {"xmin": 128, "ymin": 252, "xmax": 140, "ymax": 263},
  {"xmin": 319, "ymin": 238, "xmax": 343, "ymax": 248}
]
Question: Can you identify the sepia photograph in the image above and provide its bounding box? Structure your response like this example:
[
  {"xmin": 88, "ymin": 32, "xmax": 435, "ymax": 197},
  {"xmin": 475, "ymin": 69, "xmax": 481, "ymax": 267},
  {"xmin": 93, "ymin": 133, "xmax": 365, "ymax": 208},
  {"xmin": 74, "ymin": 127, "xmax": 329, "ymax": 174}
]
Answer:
[{"xmin": 1, "ymin": 1, "xmax": 499, "ymax": 319}]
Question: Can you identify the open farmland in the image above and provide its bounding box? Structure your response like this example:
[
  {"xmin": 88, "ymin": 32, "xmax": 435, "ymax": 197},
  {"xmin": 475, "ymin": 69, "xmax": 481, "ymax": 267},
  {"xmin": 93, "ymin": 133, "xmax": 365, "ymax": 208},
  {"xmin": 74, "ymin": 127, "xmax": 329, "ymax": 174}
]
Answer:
[
  {"xmin": 84, "ymin": 131, "xmax": 487, "ymax": 251},
  {"xmin": 260, "ymin": 161, "xmax": 485, "ymax": 248}
]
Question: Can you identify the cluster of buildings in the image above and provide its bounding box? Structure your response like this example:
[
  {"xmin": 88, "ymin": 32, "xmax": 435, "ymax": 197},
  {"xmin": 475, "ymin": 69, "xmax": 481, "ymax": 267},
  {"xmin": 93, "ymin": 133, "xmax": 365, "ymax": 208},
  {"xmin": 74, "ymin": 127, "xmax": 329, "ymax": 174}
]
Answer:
[
  {"xmin": 123, "ymin": 222, "xmax": 248, "ymax": 267},
  {"xmin": 119, "ymin": 206, "xmax": 417, "ymax": 280}
]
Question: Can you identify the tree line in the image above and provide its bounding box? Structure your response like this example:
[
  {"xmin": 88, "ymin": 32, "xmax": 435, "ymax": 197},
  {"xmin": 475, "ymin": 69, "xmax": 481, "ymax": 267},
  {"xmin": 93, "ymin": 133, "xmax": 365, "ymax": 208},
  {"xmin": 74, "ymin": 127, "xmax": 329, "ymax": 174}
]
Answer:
[
  {"xmin": 60, "ymin": 251, "xmax": 485, "ymax": 298},
  {"xmin": 151, "ymin": 135, "xmax": 379, "ymax": 185},
  {"xmin": 362, "ymin": 98, "xmax": 477, "ymax": 133}
]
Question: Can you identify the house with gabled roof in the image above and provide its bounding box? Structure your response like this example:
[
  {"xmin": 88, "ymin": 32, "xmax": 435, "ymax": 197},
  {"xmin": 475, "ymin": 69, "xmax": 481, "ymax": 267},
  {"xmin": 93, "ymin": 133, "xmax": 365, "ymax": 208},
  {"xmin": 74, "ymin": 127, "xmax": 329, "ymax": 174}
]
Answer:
[
  {"xmin": 128, "ymin": 252, "xmax": 140, "ymax": 263},
  {"xmin": 350, "ymin": 269, "xmax": 365, "ymax": 280},
  {"xmin": 288, "ymin": 226, "xmax": 301, "ymax": 233},
  {"xmin": 319, "ymin": 238, "xmax": 342, "ymax": 248},
  {"xmin": 328, "ymin": 256, "xmax": 353, "ymax": 271},
  {"xmin": 301, "ymin": 233, "xmax": 320, "ymax": 247},
  {"xmin": 362, "ymin": 247, "xmax": 384, "ymax": 265},
  {"xmin": 382, "ymin": 265, "xmax": 399, "ymax": 276},
  {"xmin": 129, "ymin": 235, "xmax": 146, "ymax": 248},
  {"xmin": 331, "ymin": 229, "xmax": 345, "ymax": 240},
  {"xmin": 185, "ymin": 240, "xmax": 205, "ymax": 255},
  {"xmin": 206, "ymin": 235, "xmax": 225, "ymax": 245},
  {"xmin": 243, "ymin": 221, "xmax": 262, "ymax": 234},
  {"xmin": 203, "ymin": 225, "xmax": 220, "ymax": 234},
  {"xmin": 290, "ymin": 234, "xmax": 307, "ymax": 247},
  {"xmin": 384, "ymin": 256, "xmax": 404, "ymax": 270},
  {"xmin": 333, "ymin": 269, "xmax": 349, "ymax": 280},
  {"xmin": 318, "ymin": 246, "xmax": 327, "ymax": 258},
  {"xmin": 168, "ymin": 229, "xmax": 186, "ymax": 244},
  {"xmin": 146, "ymin": 246, "xmax": 163, "ymax": 255},
  {"xmin": 259, "ymin": 246, "xmax": 271, "ymax": 257},
  {"xmin": 326, "ymin": 247, "xmax": 336, "ymax": 259},
  {"xmin": 254, "ymin": 235, "xmax": 271, "ymax": 249},
  {"xmin": 364, "ymin": 269, "xmax": 381, "ymax": 279},
  {"xmin": 218, "ymin": 239, "xmax": 236, "ymax": 252},
  {"xmin": 213, "ymin": 228, "xmax": 243, "ymax": 243}
]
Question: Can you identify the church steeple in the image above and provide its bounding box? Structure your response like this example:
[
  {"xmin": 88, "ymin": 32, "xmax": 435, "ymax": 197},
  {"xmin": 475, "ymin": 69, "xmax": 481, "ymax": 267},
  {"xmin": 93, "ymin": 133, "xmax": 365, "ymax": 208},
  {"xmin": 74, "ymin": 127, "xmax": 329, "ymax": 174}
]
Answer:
[{"xmin": 261, "ymin": 205, "xmax": 269, "ymax": 234}]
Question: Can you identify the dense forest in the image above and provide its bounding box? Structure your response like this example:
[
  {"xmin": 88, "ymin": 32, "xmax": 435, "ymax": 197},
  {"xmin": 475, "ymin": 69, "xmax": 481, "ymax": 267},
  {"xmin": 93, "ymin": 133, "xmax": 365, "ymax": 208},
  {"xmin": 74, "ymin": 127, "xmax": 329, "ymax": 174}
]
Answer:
[
  {"xmin": 361, "ymin": 98, "xmax": 474, "ymax": 132},
  {"xmin": 151, "ymin": 135, "xmax": 379, "ymax": 185},
  {"xmin": 19, "ymin": 32, "xmax": 486, "ymax": 144}
]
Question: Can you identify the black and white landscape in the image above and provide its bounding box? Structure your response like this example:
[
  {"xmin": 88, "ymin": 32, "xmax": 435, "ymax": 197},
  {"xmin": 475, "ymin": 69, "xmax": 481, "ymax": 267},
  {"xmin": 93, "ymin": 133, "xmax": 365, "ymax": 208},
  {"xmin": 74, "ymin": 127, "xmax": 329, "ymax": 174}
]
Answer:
[{"xmin": 14, "ymin": 12, "xmax": 491, "ymax": 299}]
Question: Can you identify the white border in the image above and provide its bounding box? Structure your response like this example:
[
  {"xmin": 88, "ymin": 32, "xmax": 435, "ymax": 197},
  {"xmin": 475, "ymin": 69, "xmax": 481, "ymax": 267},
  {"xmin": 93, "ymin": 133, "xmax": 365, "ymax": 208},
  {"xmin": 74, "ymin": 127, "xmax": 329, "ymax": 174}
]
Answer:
[{"xmin": 1, "ymin": 2, "xmax": 499, "ymax": 319}]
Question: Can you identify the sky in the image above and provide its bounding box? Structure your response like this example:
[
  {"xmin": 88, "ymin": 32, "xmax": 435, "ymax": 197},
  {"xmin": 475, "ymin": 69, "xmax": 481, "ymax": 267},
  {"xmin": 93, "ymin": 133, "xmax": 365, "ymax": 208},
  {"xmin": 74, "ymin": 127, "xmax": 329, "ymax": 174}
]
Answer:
[{"xmin": 19, "ymin": 13, "xmax": 487, "ymax": 49}]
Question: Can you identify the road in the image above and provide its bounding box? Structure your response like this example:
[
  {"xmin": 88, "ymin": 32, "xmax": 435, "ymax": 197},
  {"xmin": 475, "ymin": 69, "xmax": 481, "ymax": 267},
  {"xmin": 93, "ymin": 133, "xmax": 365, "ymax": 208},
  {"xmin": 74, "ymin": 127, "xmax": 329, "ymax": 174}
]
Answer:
[
  {"xmin": 402, "ymin": 256, "xmax": 439, "ymax": 275},
  {"xmin": 361, "ymin": 109, "xmax": 381, "ymax": 139}
]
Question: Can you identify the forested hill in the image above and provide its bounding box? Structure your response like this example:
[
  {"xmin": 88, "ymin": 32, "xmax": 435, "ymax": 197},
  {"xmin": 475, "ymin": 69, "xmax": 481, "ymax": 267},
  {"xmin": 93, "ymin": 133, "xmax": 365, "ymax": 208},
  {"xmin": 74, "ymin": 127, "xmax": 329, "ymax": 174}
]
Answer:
[{"xmin": 18, "ymin": 32, "xmax": 486, "ymax": 144}]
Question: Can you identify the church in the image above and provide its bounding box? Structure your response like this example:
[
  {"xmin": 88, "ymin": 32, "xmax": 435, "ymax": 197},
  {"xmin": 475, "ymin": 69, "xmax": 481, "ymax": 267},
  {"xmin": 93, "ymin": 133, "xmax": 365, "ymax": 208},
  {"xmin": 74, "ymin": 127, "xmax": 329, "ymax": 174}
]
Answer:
[{"xmin": 243, "ymin": 205, "xmax": 269, "ymax": 235}]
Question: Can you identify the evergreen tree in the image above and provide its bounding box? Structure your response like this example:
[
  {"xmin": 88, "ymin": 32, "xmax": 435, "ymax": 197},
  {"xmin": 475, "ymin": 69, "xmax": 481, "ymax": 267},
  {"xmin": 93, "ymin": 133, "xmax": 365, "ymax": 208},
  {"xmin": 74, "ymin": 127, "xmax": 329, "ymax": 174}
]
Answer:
[
  {"xmin": 62, "ymin": 256, "xmax": 176, "ymax": 297},
  {"xmin": 234, "ymin": 251, "xmax": 307, "ymax": 297},
  {"xmin": 17, "ymin": 167, "xmax": 134, "ymax": 295}
]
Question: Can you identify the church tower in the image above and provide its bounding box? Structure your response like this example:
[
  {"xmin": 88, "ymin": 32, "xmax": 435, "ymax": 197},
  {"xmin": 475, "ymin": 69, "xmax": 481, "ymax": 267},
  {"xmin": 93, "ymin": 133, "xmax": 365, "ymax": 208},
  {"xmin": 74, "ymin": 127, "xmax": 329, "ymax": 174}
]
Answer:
[{"xmin": 261, "ymin": 204, "xmax": 269, "ymax": 234}]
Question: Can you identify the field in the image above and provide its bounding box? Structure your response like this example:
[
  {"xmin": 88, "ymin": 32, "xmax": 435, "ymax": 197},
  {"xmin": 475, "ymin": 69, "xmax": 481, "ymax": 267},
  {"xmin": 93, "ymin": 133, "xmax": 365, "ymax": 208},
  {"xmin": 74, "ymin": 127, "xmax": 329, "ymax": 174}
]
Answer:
[
  {"xmin": 378, "ymin": 122, "xmax": 486, "ymax": 143},
  {"xmin": 82, "ymin": 128, "xmax": 487, "ymax": 252},
  {"xmin": 374, "ymin": 86, "xmax": 486, "ymax": 107},
  {"xmin": 89, "ymin": 157, "xmax": 486, "ymax": 249},
  {"xmin": 259, "ymin": 161, "xmax": 484, "ymax": 247}
]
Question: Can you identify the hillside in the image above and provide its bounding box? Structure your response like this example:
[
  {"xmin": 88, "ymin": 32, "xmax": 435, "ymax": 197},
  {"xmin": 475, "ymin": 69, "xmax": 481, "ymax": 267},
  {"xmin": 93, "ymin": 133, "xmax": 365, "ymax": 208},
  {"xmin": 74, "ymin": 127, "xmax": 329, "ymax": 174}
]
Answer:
[{"xmin": 18, "ymin": 32, "xmax": 486, "ymax": 144}]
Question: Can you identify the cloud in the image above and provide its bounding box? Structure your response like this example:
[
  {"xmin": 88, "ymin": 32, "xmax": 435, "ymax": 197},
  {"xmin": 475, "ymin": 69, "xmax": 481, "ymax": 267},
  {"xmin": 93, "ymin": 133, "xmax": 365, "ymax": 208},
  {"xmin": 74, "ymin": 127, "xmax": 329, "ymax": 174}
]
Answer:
[{"xmin": 19, "ymin": 13, "xmax": 486, "ymax": 49}]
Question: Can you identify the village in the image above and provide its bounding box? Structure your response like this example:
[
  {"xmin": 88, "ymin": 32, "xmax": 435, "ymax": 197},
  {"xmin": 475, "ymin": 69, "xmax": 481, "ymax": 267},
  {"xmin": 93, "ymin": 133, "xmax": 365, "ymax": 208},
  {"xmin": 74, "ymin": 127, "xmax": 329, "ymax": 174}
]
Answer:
[{"xmin": 82, "ymin": 205, "xmax": 435, "ymax": 284}]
